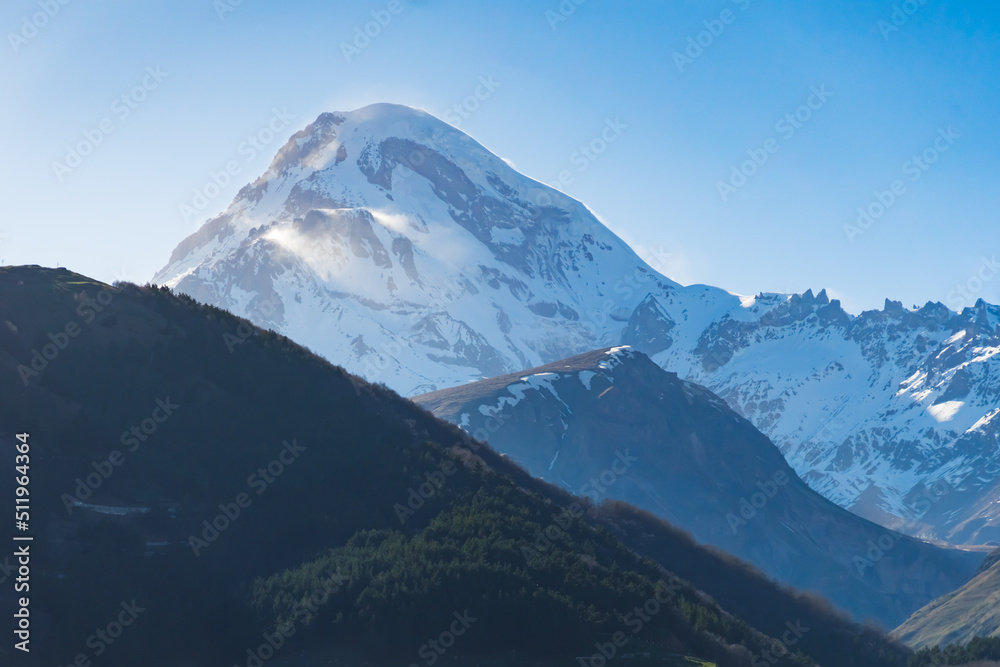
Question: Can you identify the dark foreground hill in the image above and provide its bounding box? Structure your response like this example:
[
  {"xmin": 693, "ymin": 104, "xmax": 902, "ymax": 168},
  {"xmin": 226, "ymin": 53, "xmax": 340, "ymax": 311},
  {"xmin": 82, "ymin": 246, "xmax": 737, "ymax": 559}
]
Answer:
[
  {"xmin": 414, "ymin": 348, "xmax": 984, "ymax": 628},
  {"xmin": 0, "ymin": 266, "xmax": 910, "ymax": 667}
]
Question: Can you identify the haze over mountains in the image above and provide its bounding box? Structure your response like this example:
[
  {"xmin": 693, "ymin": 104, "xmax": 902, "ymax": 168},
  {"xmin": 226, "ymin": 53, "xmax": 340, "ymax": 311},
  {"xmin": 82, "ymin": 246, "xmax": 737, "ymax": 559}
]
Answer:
[
  {"xmin": 414, "ymin": 346, "xmax": 982, "ymax": 628},
  {"xmin": 154, "ymin": 103, "xmax": 1000, "ymax": 549}
]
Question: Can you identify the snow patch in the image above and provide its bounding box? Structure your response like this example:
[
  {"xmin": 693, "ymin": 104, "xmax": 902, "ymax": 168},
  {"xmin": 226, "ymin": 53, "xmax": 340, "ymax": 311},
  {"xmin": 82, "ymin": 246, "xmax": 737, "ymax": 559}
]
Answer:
[
  {"xmin": 475, "ymin": 372, "xmax": 570, "ymax": 421},
  {"xmin": 944, "ymin": 331, "xmax": 967, "ymax": 346},
  {"xmin": 967, "ymin": 408, "xmax": 1000, "ymax": 434},
  {"xmin": 927, "ymin": 401, "xmax": 964, "ymax": 423}
]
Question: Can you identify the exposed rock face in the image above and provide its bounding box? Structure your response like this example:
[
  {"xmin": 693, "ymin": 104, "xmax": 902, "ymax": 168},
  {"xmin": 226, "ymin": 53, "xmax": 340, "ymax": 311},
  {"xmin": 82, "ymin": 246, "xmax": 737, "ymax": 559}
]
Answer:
[{"xmin": 622, "ymin": 294, "xmax": 675, "ymax": 356}]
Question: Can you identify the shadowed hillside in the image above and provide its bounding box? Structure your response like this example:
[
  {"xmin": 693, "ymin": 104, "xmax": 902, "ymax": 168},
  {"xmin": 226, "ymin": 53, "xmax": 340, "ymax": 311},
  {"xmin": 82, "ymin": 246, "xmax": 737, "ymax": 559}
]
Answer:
[{"xmin": 0, "ymin": 266, "xmax": 913, "ymax": 667}]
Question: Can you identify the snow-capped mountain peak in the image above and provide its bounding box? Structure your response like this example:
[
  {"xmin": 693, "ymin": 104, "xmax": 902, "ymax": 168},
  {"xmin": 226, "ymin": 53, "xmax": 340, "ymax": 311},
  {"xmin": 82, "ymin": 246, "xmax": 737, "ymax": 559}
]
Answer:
[{"xmin": 155, "ymin": 104, "xmax": 677, "ymax": 394}]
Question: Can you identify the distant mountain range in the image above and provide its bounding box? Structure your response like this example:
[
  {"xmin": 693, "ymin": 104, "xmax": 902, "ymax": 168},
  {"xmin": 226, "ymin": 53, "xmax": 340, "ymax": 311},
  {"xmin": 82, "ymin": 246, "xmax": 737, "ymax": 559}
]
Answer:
[
  {"xmin": 0, "ymin": 266, "xmax": 915, "ymax": 667},
  {"xmin": 414, "ymin": 346, "xmax": 983, "ymax": 628},
  {"xmin": 645, "ymin": 289, "xmax": 1000, "ymax": 549},
  {"xmin": 152, "ymin": 103, "xmax": 1000, "ymax": 547}
]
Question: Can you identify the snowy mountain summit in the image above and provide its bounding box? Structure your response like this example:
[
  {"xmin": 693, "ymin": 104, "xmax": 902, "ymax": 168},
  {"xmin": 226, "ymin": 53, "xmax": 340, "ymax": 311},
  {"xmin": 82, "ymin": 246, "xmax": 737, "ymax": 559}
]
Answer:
[
  {"xmin": 155, "ymin": 103, "xmax": 1000, "ymax": 544},
  {"xmin": 155, "ymin": 103, "xmax": 676, "ymax": 394}
]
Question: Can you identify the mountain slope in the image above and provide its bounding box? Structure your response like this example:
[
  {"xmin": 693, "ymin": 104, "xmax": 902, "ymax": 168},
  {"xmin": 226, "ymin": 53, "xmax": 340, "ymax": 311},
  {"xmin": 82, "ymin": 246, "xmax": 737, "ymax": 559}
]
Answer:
[
  {"xmin": 0, "ymin": 265, "xmax": 910, "ymax": 667},
  {"xmin": 153, "ymin": 103, "xmax": 677, "ymax": 395},
  {"xmin": 414, "ymin": 346, "xmax": 984, "ymax": 628},
  {"xmin": 892, "ymin": 548, "xmax": 1000, "ymax": 649}
]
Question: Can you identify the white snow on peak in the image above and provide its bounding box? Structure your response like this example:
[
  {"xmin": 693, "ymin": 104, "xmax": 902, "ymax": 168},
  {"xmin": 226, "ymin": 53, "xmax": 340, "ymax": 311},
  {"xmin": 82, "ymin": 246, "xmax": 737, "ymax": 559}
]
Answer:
[
  {"xmin": 599, "ymin": 346, "xmax": 634, "ymax": 372},
  {"xmin": 155, "ymin": 104, "xmax": 687, "ymax": 397}
]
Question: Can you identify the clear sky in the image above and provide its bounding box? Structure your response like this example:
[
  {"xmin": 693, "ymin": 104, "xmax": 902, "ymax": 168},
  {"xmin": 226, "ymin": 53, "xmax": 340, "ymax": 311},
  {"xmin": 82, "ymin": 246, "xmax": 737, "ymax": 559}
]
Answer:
[{"xmin": 1, "ymin": 0, "xmax": 998, "ymax": 313}]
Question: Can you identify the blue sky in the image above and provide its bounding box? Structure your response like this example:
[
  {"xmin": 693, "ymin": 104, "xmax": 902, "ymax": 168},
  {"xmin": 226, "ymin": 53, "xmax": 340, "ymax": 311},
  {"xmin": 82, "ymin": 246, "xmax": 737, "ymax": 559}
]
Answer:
[{"xmin": 1, "ymin": 0, "xmax": 998, "ymax": 313}]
